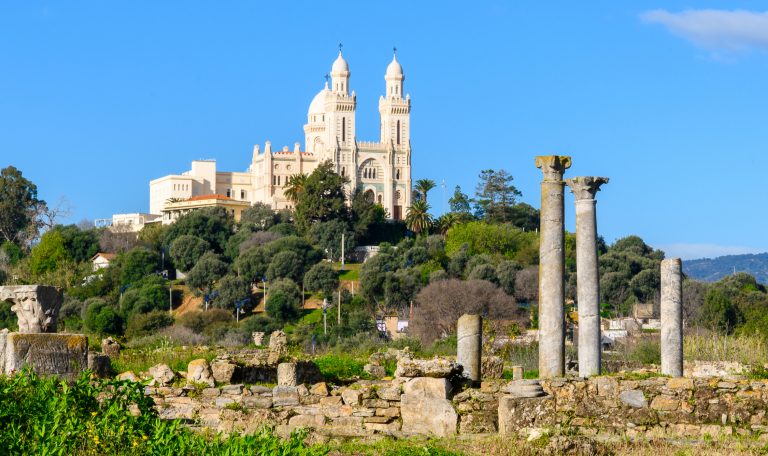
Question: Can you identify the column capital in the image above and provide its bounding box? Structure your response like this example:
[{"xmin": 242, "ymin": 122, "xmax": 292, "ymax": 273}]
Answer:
[
  {"xmin": 565, "ymin": 176, "xmax": 609, "ymax": 201},
  {"xmin": 535, "ymin": 155, "xmax": 572, "ymax": 181}
]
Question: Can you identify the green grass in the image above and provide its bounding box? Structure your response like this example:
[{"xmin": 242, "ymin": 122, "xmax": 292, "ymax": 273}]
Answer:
[
  {"xmin": 333, "ymin": 262, "xmax": 361, "ymax": 281},
  {"xmin": 313, "ymin": 354, "xmax": 370, "ymax": 384},
  {"xmin": 111, "ymin": 347, "xmax": 217, "ymax": 374},
  {"xmin": 331, "ymin": 437, "xmax": 463, "ymax": 456},
  {"xmin": 0, "ymin": 369, "xmax": 328, "ymax": 455}
]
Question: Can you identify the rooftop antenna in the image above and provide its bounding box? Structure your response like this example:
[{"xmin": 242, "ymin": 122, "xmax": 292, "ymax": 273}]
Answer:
[
  {"xmin": 393, "ymin": 46, "xmax": 397, "ymax": 55},
  {"xmin": 338, "ymin": 42, "xmax": 343, "ymax": 53}
]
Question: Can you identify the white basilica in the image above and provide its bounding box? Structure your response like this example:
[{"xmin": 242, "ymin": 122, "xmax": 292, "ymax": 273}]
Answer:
[{"xmin": 147, "ymin": 50, "xmax": 413, "ymax": 224}]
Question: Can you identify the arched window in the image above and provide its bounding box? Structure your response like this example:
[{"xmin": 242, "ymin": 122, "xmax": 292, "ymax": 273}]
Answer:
[
  {"xmin": 342, "ymin": 117, "xmax": 346, "ymax": 142},
  {"xmin": 372, "ymin": 169, "xmax": 376, "ymax": 179},
  {"xmin": 396, "ymin": 169, "xmax": 400, "ymax": 179},
  {"xmin": 396, "ymin": 120, "xmax": 401, "ymax": 145},
  {"xmin": 364, "ymin": 189, "xmax": 374, "ymax": 203},
  {"xmin": 341, "ymin": 167, "xmax": 345, "ymax": 177},
  {"xmin": 377, "ymin": 194, "xmax": 383, "ymax": 205}
]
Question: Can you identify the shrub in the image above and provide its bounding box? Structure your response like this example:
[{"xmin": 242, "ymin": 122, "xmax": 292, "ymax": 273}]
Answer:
[
  {"xmin": 125, "ymin": 310, "xmax": 174, "ymax": 339},
  {"xmin": 84, "ymin": 298, "xmax": 123, "ymax": 335},
  {"xmin": 0, "ymin": 369, "xmax": 328, "ymax": 455},
  {"xmin": 178, "ymin": 309, "xmax": 233, "ymax": 333},
  {"xmin": 304, "ymin": 263, "xmax": 340, "ymax": 296}
]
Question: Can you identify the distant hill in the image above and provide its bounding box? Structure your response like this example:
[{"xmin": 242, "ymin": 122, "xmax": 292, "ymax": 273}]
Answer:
[{"xmin": 684, "ymin": 253, "xmax": 768, "ymax": 284}]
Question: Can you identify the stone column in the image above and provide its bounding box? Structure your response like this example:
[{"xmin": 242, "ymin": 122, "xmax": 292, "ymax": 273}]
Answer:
[
  {"xmin": 565, "ymin": 176, "xmax": 609, "ymax": 378},
  {"xmin": 535, "ymin": 155, "xmax": 571, "ymax": 378},
  {"xmin": 661, "ymin": 258, "xmax": 683, "ymax": 377},
  {"xmin": 456, "ymin": 314, "xmax": 482, "ymax": 383}
]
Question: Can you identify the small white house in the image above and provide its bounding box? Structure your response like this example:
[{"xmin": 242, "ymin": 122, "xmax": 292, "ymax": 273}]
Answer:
[{"xmin": 91, "ymin": 253, "xmax": 116, "ymax": 271}]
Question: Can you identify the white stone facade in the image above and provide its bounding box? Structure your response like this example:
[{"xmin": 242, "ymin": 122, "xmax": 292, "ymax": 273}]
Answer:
[{"xmin": 148, "ymin": 51, "xmax": 412, "ymax": 220}]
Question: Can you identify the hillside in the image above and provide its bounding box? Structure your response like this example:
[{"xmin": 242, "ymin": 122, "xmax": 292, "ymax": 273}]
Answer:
[{"xmin": 684, "ymin": 252, "xmax": 768, "ymax": 284}]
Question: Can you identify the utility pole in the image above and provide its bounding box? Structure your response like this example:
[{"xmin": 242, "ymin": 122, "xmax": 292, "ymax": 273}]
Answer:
[
  {"xmin": 323, "ymin": 298, "xmax": 328, "ymax": 335},
  {"xmin": 169, "ymin": 281, "xmax": 173, "ymax": 314},
  {"xmin": 341, "ymin": 232, "xmax": 345, "ymax": 271},
  {"xmin": 337, "ymin": 289, "xmax": 341, "ymax": 325}
]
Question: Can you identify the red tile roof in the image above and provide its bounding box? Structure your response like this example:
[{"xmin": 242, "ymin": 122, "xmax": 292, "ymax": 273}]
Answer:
[{"xmin": 186, "ymin": 194, "xmax": 235, "ymax": 202}]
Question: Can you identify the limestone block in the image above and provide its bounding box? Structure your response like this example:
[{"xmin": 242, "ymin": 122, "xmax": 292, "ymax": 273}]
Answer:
[
  {"xmin": 341, "ymin": 388, "xmax": 362, "ymax": 405},
  {"xmin": 667, "ymin": 377, "xmax": 694, "ymax": 390},
  {"xmin": 187, "ymin": 359, "xmax": 215, "ymax": 387},
  {"xmin": 117, "ymin": 371, "xmax": 139, "ymax": 382},
  {"xmin": 403, "ymin": 377, "xmax": 451, "ymax": 399},
  {"xmin": 498, "ymin": 395, "xmax": 556, "ymax": 436},
  {"xmin": 363, "ymin": 363, "xmax": 386, "ymax": 378},
  {"xmin": 277, "ymin": 362, "xmax": 297, "ymax": 387},
  {"xmin": 400, "ymin": 393, "xmax": 458, "ymax": 437},
  {"xmin": 221, "ymin": 384, "xmax": 244, "ymax": 395},
  {"xmin": 268, "ymin": 330, "xmax": 287, "ymax": 355},
  {"xmin": 202, "ymin": 388, "xmax": 220, "ymax": 397},
  {"xmin": 289, "ymin": 414, "xmax": 327, "ymax": 429},
  {"xmin": 3, "ymin": 333, "xmax": 87, "ymax": 381},
  {"xmin": 101, "ymin": 337, "xmax": 120, "ymax": 358},
  {"xmin": 272, "ymin": 386, "xmax": 300, "ymax": 407},
  {"xmin": 243, "ymin": 396, "xmax": 273, "ymax": 408},
  {"xmin": 87, "ymin": 352, "xmax": 112, "ymax": 378},
  {"xmin": 377, "ymin": 384, "xmax": 402, "ymax": 401},
  {"xmin": 211, "ymin": 360, "xmax": 237, "ymax": 384},
  {"xmin": 0, "ymin": 285, "xmax": 63, "ymax": 333},
  {"xmin": 619, "ymin": 389, "xmax": 647, "ymax": 408},
  {"xmin": 149, "ymin": 363, "xmax": 176, "ymax": 386},
  {"xmin": 651, "ymin": 395, "xmax": 679, "ymax": 411},
  {"xmin": 511, "ymin": 365, "xmax": 524, "ymax": 381},
  {"xmin": 319, "ymin": 396, "xmax": 343, "ymax": 406},
  {"xmin": 394, "ymin": 357, "xmax": 462, "ymax": 378},
  {"xmin": 251, "ymin": 332, "xmax": 265, "ymax": 346},
  {"xmin": 481, "ymin": 355, "xmax": 504, "ymax": 379},
  {"xmin": 310, "ymin": 382, "xmax": 329, "ymax": 396}
]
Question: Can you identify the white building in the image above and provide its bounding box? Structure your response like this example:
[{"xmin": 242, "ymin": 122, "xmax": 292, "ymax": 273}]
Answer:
[{"xmin": 148, "ymin": 50, "xmax": 413, "ymax": 221}]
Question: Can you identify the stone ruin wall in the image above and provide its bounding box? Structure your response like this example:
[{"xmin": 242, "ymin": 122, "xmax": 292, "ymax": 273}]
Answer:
[{"xmin": 140, "ymin": 358, "xmax": 768, "ymax": 442}]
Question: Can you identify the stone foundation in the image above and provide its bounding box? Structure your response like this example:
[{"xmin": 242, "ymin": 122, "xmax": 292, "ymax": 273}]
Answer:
[{"xmin": 141, "ymin": 373, "xmax": 768, "ymax": 441}]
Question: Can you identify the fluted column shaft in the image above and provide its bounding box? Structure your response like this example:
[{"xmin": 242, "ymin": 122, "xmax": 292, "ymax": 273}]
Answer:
[
  {"xmin": 535, "ymin": 155, "xmax": 571, "ymax": 378},
  {"xmin": 566, "ymin": 176, "xmax": 609, "ymax": 378}
]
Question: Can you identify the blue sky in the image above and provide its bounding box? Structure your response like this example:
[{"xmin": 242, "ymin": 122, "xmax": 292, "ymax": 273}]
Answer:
[{"xmin": 1, "ymin": 1, "xmax": 767, "ymax": 260}]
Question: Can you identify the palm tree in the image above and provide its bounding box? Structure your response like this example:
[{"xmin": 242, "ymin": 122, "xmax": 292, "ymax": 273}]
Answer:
[
  {"xmin": 436, "ymin": 212, "xmax": 459, "ymax": 236},
  {"xmin": 414, "ymin": 179, "xmax": 436, "ymax": 204},
  {"xmin": 284, "ymin": 173, "xmax": 308, "ymax": 204},
  {"xmin": 405, "ymin": 200, "xmax": 433, "ymax": 235}
]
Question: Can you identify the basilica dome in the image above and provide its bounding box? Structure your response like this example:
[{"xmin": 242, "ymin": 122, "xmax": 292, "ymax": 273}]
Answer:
[
  {"xmin": 386, "ymin": 55, "xmax": 403, "ymax": 77},
  {"xmin": 308, "ymin": 84, "xmax": 329, "ymax": 116},
  {"xmin": 332, "ymin": 52, "xmax": 349, "ymax": 73}
]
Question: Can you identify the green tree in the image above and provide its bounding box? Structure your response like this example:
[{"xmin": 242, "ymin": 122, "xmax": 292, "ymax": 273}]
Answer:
[
  {"xmin": 235, "ymin": 247, "xmax": 269, "ymax": 284},
  {"xmin": 473, "ymin": 169, "xmax": 522, "ymax": 223},
  {"xmin": 304, "ymin": 263, "xmax": 339, "ymax": 296},
  {"xmin": 0, "ymin": 166, "xmax": 45, "ymax": 246},
  {"xmin": 162, "ymin": 206, "xmax": 233, "ymax": 254},
  {"xmin": 84, "ymin": 299, "xmax": 123, "ymax": 335},
  {"xmin": 468, "ymin": 263, "xmax": 499, "ymax": 284},
  {"xmin": 239, "ymin": 202, "xmax": 277, "ymax": 231},
  {"xmin": 28, "ymin": 230, "xmax": 68, "ymax": 275},
  {"xmin": 119, "ymin": 275, "xmax": 169, "ymax": 318},
  {"xmin": 350, "ymin": 188, "xmax": 387, "ymax": 239},
  {"xmin": 414, "ymin": 179, "xmax": 436, "ymax": 204},
  {"xmin": 265, "ymin": 278, "xmax": 302, "ymax": 323},
  {"xmin": 448, "ymin": 185, "xmax": 472, "ymax": 215},
  {"xmin": 212, "ymin": 274, "xmax": 251, "ymax": 311},
  {"xmin": 308, "ymin": 219, "xmax": 356, "ymax": 261},
  {"xmin": 506, "ymin": 203, "xmax": 540, "ymax": 232},
  {"xmin": 186, "ymin": 251, "xmax": 228, "ymax": 295},
  {"xmin": 293, "ymin": 161, "xmax": 348, "ymax": 233},
  {"xmin": 496, "ymin": 260, "xmax": 521, "ymax": 295},
  {"xmin": 54, "ymin": 225, "xmax": 100, "ymax": 263},
  {"xmin": 284, "ymin": 173, "xmax": 308, "ymax": 204},
  {"xmin": 119, "ymin": 247, "xmax": 160, "ymax": 285},
  {"xmin": 700, "ymin": 288, "xmax": 740, "ymax": 334},
  {"xmin": 405, "ymin": 200, "xmax": 433, "ymax": 235},
  {"xmin": 169, "ymin": 235, "xmax": 210, "ymax": 273},
  {"xmin": 444, "ymin": 221, "xmax": 538, "ymax": 263},
  {"xmin": 266, "ymin": 250, "xmax": 303, "ymax": 282}
]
